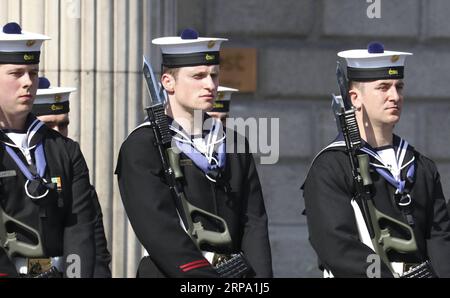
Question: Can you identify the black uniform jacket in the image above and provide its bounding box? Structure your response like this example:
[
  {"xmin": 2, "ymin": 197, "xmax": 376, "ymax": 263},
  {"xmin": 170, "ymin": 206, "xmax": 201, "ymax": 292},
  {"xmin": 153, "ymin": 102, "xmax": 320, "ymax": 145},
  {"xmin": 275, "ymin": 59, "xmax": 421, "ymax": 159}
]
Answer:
[
  {"xmin": 0, "ymin": 116, "xmax": 96, "ymax": 277},
  {"xmin": 115, "ymin": 120, "xmax": 273, "ymax": 277},
  {"xmin": 447, "ymin": 200, "xmax": 450, "ymax": 218},
  {"xmin": 91, "ymin": 187, "xmax": 112, "ymax": 278},
  {"xmin": 303, "ymin": 134, "xmax": 450, "ymax": 278}
]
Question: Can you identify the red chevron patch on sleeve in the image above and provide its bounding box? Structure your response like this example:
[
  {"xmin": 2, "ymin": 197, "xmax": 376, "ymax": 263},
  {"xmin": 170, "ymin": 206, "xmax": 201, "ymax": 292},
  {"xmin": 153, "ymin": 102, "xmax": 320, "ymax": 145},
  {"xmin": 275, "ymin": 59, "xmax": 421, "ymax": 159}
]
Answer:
[{"xmin": 179, "ymin": 259, "xmax": 210, "ymax": 272}]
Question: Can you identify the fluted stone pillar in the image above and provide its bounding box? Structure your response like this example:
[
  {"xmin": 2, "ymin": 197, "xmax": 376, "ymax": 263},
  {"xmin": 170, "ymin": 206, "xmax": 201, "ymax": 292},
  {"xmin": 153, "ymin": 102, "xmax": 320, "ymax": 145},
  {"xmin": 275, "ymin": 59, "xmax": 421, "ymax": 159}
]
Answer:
[
  {"xmin": 60, "ymin": 0, "xmax": 82, "ymax": 142},
  {"xmin": 0, "ymin": 0, "xmax": 177, "ymax": 277},
  {"xmin": 43, "ymin": 0, "xmax": 61, "ymax": 84},
  {"xmin": 79, "ymin": 0, "xmax": 96, "ymax": 176}
]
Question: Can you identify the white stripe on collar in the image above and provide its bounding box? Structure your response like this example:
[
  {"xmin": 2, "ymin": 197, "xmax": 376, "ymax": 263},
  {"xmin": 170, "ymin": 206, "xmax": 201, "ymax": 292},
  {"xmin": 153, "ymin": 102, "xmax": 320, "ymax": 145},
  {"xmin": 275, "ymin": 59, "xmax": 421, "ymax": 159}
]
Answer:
[
  {"xmin": 124, "ymin": 121, "xmax": 151, "ymax": 143},
  {"xmin": 360, "ymin": 137, "xmax": 414, "ymax": 172},
  {"xmin": 1, "ymin": 119, "xmax": 44, "ymax": 149},
  {"xmin": 396, "ymin": 138, "xmax": 403, "ymax": 162},
  {"xmin": 170, "ymin": 118, "xmax": 225, "ymax": 163},
  {"xmin": 27, "ymin": 119, "xmax": 44, "ymax": 147},
  {"xmin": 306, "ymin": 136, "xmax": 414, "ymax": 176},
  {"xmin": 398, "ymin": 138, "xmax": 408, "ymax": 168},
  {"xmin": 305, "ymin": 140, "xmax": 346, "ymax": 176},
  {"xmin": 316, "ymin": 140, "xmax": 345, "ymax": 157}
]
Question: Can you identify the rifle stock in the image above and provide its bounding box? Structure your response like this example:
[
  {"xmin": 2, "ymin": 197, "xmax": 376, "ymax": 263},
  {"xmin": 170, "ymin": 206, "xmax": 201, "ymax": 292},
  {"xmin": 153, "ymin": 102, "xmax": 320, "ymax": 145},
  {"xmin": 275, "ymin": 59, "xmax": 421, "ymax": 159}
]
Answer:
[{"xmin": 0, "ymin": 207, "xmax": 44, "ymax": 259}]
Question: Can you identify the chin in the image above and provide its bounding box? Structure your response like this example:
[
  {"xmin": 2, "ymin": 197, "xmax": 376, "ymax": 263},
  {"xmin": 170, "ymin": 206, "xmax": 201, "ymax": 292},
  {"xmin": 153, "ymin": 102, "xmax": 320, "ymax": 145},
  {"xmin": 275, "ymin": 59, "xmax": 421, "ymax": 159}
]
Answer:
[
  {"xmin": 200, "ymin": 103, "xmax": 214, "ymax": 112},
  {"xmin": 386, "ymin": 117, "xmax": 401, "ymax": 125},
  {"xmin": 18, "ymin": 105, "xmax": 33, "ymax": 114}
]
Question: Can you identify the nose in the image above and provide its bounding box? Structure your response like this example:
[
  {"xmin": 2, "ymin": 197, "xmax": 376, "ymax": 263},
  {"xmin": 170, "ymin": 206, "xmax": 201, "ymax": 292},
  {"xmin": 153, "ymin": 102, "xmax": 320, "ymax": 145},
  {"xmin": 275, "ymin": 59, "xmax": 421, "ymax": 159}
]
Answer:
[
  {"xmin": 204, "ymin": 75, "xmax": 217, "ymax": 92},
  {"xmin": 388, "ymin": 85, "xmax": 401, "ymax": 102},
  {"xmin": 205, "ymin": 77, "xmax": 214, "ymax": 90},
  {"xmin": 21, "ymin": 72, "xmax": 33, "ymax": 89}
]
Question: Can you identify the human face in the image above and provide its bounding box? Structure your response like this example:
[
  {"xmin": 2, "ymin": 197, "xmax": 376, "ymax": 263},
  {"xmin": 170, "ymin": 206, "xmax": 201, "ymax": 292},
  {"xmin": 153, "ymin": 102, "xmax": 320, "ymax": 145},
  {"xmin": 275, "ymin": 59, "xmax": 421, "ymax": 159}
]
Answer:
[
  {"xmin": 37, "ymin": 113, "xmax": 70, "ymax": 137},
  {"xmin": 0, "ymin": 64, "xmax": 39, "ymax": 117},
  {"xmin": 352, "ymin": 79, "xmax": 404, "ymax": 127},
  {"xmin": 168, "ymin": 65, "xmax": 219, "ymax": 113}
]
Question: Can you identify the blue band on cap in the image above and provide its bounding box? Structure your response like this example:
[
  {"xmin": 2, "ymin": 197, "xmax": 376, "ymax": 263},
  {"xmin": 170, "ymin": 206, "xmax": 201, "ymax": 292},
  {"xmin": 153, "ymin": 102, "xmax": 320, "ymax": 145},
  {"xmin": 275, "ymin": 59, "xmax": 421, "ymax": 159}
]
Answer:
[
  {"xmin": 3, "ymin": 22, "xmax": 22, "ymax": 34},
  {"xmin": 181, "ymin": 28, "xmax": 199, "ymax": 40},
  {"xmin": 38, "ymin": 77, "xmax": 51, "ymax": 89},
  {"xmin": 368, "ymin": 42, "xmax": 384, "ymax": 54}
]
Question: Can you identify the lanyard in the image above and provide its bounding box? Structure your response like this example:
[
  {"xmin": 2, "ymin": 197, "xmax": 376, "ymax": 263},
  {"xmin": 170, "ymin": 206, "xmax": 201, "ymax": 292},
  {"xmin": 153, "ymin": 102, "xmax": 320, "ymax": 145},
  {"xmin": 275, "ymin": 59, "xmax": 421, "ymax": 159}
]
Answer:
[
  {"xmin": 175, "ymin": 140, "xmax": 225, "ymax": 171},
  {"xmin": 170, "ymin": 119, "xmax": 226, "ymax": 182},
  {"xmin": 360, "ymin": 140, "xmax": 415, "ymax": 207},
  {"xmin": 4, "ymin": 142, "xmax": 46, "ymax": 180},
  {"xmin": 372, "ymin": 164, "xmax": 415, "ymax": 207},
  {"xmin": 3, "ymin": 141, "xmax": 49, "ymax": 200}
]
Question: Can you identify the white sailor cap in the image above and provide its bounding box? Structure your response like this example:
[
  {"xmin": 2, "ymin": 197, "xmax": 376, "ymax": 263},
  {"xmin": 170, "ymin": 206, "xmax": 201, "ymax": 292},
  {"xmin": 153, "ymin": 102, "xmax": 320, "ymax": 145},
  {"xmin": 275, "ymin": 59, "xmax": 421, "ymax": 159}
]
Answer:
[
  {"xmin": 0, "ymin": 22, "xmax": 50, "ymax": 65},
  {"xmin": 32, "ymin": 77, "xmax": 76, "ymax": 116},
  {"xmin": 338, "ymin": 42, "xmax": 412, "ymax": 81},
  {"xmin": 211, "ymin": 86, "xmax": 239, "ymax": 113},
  {"xmin": 152, "ymin": 28, "xmax": 227, "ymax": 68}
]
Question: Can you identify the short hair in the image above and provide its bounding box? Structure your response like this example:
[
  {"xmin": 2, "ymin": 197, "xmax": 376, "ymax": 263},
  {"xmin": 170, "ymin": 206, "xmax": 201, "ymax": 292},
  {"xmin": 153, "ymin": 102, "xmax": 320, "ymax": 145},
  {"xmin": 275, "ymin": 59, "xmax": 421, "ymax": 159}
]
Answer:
[
  {"xmin": 162, "ymin": 66, "xmax": 180, "ymax": 80},
  {"xmin": 349, "ymin": 80, "xmax": 365, "ymax": 93}
]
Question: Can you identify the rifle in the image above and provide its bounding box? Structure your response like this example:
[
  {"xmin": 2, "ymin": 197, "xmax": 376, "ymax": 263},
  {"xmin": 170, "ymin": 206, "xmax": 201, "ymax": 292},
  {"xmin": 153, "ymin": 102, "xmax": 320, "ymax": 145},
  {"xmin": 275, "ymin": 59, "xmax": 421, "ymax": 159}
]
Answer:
[
  {"xmin": 0, "ymin": 207, "xmax": 63, "ymax": 278},
  {"xmin": 142, "ymin": 57, "xmax": 253, "ymax": 277},
  {"xmin": 332, "ymin": 62, "xmax": 434, "ymax": 278},
  {"xmin": 0, "ymin": 207, "xmax": 44, "ymax": 258}
]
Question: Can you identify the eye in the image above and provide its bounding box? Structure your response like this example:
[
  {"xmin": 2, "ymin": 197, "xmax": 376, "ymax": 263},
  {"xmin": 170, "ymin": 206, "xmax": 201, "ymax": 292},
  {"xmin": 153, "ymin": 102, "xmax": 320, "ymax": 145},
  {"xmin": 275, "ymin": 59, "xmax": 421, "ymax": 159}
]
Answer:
[
  {"xmin": 9, "ymin": 71, "xmax": 23, "ymax": 77},
  {"xmin": 376, "ymin": 85, "xmax": 389, "ymax": 91},
  {"xmin": 193, "ymin": 73, "xmax": 205, "ymax": 79}
]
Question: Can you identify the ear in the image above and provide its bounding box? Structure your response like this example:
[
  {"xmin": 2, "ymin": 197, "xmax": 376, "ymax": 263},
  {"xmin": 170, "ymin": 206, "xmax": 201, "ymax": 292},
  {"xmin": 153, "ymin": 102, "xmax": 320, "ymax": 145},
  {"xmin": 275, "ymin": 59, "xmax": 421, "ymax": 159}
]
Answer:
[
  {"xmin": 161, "ymin": 73, "xmax": 175, "ymax": 93},
  {"xmin": 349, "ymin": 87, "xmax": 362, "ymax": 111}
]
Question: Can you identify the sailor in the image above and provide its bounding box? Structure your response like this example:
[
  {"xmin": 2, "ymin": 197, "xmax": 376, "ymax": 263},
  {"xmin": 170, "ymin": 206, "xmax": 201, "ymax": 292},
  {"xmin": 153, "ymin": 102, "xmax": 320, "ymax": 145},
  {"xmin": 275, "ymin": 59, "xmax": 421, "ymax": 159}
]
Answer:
[
  {"xmin": 115, "ymin": 28, "xmax": 273, "ymax": 277},
  {"xmin": 32, "ymin": 77, "xmax": 112, "ymax": 278},
  {"xmin": 302, "ymin": 42, "xmax": 450, "ymax": 278},
  {"xmin": 207, "ymin": 86, "xmax": 238, "ymax": 123},
  {"xmin": 0, "ymin": 22, "xmax": 97, "ymax": 277}
]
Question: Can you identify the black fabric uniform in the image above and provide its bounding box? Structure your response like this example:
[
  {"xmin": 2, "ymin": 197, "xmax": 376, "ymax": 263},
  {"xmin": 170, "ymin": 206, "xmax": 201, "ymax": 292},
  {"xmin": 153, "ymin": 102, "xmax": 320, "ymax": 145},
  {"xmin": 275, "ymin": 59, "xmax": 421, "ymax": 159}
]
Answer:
[
  {"xmin": 90, "ymin": 186, "xmax": 111, "ymax": 278},
  {"xmin": 303, "ymin": 134, "xmax": 450, "ymax": 278},
  {"xmin": 115, "ymin": 120, "xmax": 273, "ymax": 277},
  {"xmin": 447, "ymin": 200, "xmax": 450, "ymax": 218},
  {"xmin": 0, "ymin": 115, "xmax": 97, "ymax": 277},
  {"xmin": 32, "ymin": 109, "xmax": 111, "ymax": 276}
]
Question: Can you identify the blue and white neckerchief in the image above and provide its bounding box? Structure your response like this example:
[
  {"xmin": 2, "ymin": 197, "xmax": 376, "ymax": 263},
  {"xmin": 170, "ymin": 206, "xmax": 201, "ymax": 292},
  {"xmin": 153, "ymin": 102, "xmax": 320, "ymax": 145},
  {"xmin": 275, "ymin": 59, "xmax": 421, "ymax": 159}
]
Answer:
[
  {"xmin": 360, "ymin": 137, "xmax": 415, "ymax": 207},
  {"xmin": 1, "ymin": 119, "xmax": 50, "ymax": 200},
  {"xmin": 169, "ymin": 118, "xmax": 226, "ymax": 183}
]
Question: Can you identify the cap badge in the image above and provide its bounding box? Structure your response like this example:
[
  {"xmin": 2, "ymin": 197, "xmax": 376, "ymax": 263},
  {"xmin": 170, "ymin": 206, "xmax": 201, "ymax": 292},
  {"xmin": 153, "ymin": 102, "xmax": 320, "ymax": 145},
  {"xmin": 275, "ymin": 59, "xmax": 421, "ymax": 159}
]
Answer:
[
  {"xmin": 23, "ymin": 54, "xmax": 35, "ymax": 61},
  {"xmin": 388, "ymin": 69, "xmax": 399, "ymax": 76},
  {"xmin": 205, "ymin": 54, "xmax": 215, "ymax": 61},
  {"xmin": 391, "ymin": 55, "xmax": 399, "ymax": 63},
  {"xmin": 51, "ymin": 104, "xmax": 63, "ymax": 111},
  {"xmin": 207, "ymin": 41, "xmax": 216, "ymax": 49},
  {"xmin": 26, "ymin": 40, "xmax": 36, "ymax": 47}
]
